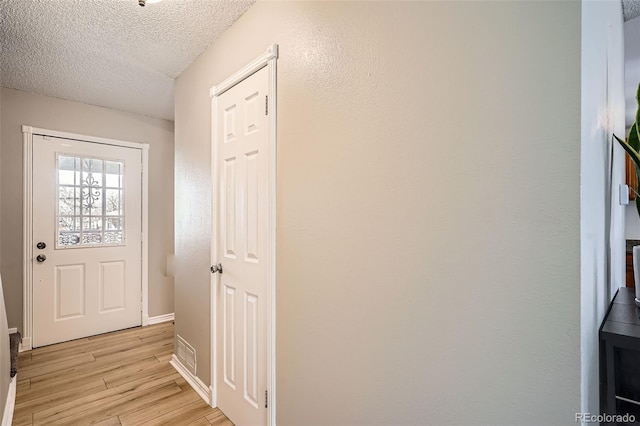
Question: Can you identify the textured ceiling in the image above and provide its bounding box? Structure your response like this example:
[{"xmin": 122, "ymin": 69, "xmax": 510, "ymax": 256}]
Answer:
[
  {"xmin": 624, "ymin": 0, "xmax": 640, "ymax": 21},
  {"xmin": 0, "ymin": 0, "xmax": 255, "ymax": 120}
]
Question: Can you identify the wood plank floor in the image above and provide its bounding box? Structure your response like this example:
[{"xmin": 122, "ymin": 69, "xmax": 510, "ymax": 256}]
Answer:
[{"xmin": 13, "ymin": 322, "xmax": 233, "ymax": 426}]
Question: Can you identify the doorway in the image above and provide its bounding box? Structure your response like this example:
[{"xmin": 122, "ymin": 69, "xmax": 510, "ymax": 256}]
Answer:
[
  {"xmin": 22, "ymin": 127, "xmax": 150, "ymax": 350},
  {"xmin": 210, "ymin": 45, "xmax": 277, "ymax": 426}
]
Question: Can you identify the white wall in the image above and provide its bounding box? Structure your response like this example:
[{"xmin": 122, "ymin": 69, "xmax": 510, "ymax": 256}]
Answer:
[
  {"xmin": 0, "ymin": 88, "xmax": 176, "ymax": 330},
  {"xmin": 624, "ymin": 18, "xmax": 640, "ymax": 240},
  {"xmin": 175, "ymin": 1, "xmax": 582, "ymax": 424},
  {"xmin": 581, "ymin": 0, "xmax": 625, "ymax": 418},
  {"xmin": 624, "ymin": 18, "xmax": 640, "ymax": 128}
]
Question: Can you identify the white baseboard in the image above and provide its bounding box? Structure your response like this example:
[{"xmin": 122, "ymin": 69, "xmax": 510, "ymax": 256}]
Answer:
[
  {"xmin": 7, "ymin": 328, "xmax": 16, "ymax": 335},
  {"xmin": 18, "ymin": 337, "xmax": 30, "ymax": 353},
  {"xmin": 170, "ymin": 355, "xmax": 210, "ymax": 405},
  {"xmin": 2, "ymin": 375, "xmax": 16, "ymax": 426},
  {"xmin": 148, "ymin": 313, "xmax": 174, "ymax": 325}
]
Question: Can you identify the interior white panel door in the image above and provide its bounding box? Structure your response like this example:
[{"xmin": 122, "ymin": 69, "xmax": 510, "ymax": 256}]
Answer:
[
  {"xmin": 216, "ymin": 66, "xmax": 269, "ymax": 426},
  {"xmin": 32, "ymin": 135, "xmax": 142, "ymax": 347}
]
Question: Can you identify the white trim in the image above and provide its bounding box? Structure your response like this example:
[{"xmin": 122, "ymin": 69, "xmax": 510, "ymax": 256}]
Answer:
[
  {"xmin": 170, "ymin": 355, "xmax": 210, "ymax": 404},
  {"xmin": 209, "ymin": 384, "xmax": 216, "ymax": 407},
  {"xmin": 3, "ymin": 375, "xmax": 16, "ymax": 426},
  {"xmin": 210, "ymin": 44, "xmax": 278, "ymax": 97},
  {"xmin": 267, "ymin": 46, "xmax": 278, "ymax": 426},
  {"xmin": 147, "ymin": 313, "xmax": 174, "ymax": 325},
  {"xmin": 210, "ymin": 67, "xmax": 220, "ymax": 417},
  {"xmin": 21, "ymin": 126, "xmax": 150, "ymax": 349},
  {"xmin": 209, "ymin": 44, "xmax": 278, "ymax": 426},
  {"xmin": 141, "ymin": 146, "xmax": 150, "ymax": 326},
  {"xmin": 22, "ymin": 129, "xmax": 33, "ymax": 352},
  {"xmin": 22, "ymin": 126, "xmax": 148, "ymax": 150},
  {"xmin": 7, "ymin": 328, "xmax": 16, "ymax": 335}
]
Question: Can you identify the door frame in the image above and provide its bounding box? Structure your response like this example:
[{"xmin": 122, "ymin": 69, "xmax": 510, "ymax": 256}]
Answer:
[
  {"xmin": 21, "ymin": 125, "xmax": 150, "ymax": 351},
  {"xmin": 209, "ymin": 44, "xmax": 278, "ymax": 425}
]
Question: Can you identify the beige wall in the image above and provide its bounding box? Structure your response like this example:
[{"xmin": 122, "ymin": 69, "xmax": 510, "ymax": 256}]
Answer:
[
  {"xmin": 0, "ymin": 87, "xmax": 175, "ymax": 330},
  {"xmin": 175, "ymin": 1, "xmax": 581, "ymax": 424},
  {"xmin": 0, "ymin": 84, "xmax": 3, "ymax": 292},
  {"xmin": 0, "ymin": 80, "xmax": 7, "ymax": 426}
]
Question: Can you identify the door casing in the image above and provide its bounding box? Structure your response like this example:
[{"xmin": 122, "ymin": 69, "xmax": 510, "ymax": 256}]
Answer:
[
  {"xmin": 210, "ymin": 44, "xmax": 278, "ymax": 426},
  {"xmin": 21, "ymin": 125, "xmax": 150, "ymax": 351}
]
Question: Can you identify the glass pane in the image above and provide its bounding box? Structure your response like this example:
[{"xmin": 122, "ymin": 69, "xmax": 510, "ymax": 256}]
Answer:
[
  {"xmin": 105, "ymin": 217, "xmax": 122, "ymax": 231},
  {"xmin": 82, "ymin": 158, "xmax": 102, "ymax": 173},
  {"xmin": 58, "ymin": 187, "xmax": 76, "ymax": 215},
  {"xmin": 90, "ymin": 193, "xmax": 103, "ymax": 216},
  {"xmin": 58, "ymin": 156, "xmax": 76, "ymax": 171},
  {"xmin": 104, "ymin": 231, "xmax": 123, "ymax": 244},
  {"xmin": 82, "ymin": 217, "xmax": 102, "ymax": 231},
  {"xmin": 82, "ymin": 232, "xmax": 102, "ymax": 245},
  {"xmin": 56, "ymin": 155, "xmax": 125, "ymax": 248},
  {"xmin": 58, "ymin": 170, "xmax": 75, "ymax": 185},
  {"xmin": 105, "ymin": 189, "xmax": 121, "ymax": 215},
  {"xmin": 75, "ymin": 187, "xmax": 81, "ymax": 214},
  {"xmin": 58, "ymin": 217, "xmax": 75, "ymax": 232},
  {"xmin": 59, "ymin": 232, "xmax": 80, "ymax": 246},
  {"xmin": 105, "ymin": 161, "xmax": 122, "ymax": 188},
  {"xmin": 90, "ymin": 158, "xmax": 103, "ymax": 173}
]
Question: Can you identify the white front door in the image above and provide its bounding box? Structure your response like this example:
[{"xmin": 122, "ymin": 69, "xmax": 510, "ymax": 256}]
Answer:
[
  {"xmin": 32, "ymin": 135, "xmax": 142, "ymax": 347},
  {"xmin": 215, "ymin": 66, "xmax": 269, "ymax": 426}
]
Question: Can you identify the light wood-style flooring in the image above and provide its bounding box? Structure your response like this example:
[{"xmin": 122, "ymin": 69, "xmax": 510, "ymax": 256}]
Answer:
[{"xmin": 13, "ymin": 322, "xmax": 233, "ymax": 426}]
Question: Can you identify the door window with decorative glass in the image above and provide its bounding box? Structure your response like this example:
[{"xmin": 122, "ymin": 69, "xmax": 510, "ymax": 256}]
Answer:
[{"xmin": 56, "ymin": 154, "xmax": 125, "ymax": 248}]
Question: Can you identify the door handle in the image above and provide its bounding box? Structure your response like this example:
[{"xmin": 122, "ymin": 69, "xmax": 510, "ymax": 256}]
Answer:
[
  {"xmin": 210, "ymin": 263, "xmax": 223, "ymax": 274},
  {"xmin": 36, "ymin": 254, "xmax": 47, "ymax": 263},
  {"xmin": 36, "ymin": 242, "xmax": 46, "ymax": 250}
]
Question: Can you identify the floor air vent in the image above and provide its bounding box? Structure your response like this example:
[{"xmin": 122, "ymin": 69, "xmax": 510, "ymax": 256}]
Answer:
[{"xmin": 176, "ymin": 334, "xmax": 197, "ymax": 376}]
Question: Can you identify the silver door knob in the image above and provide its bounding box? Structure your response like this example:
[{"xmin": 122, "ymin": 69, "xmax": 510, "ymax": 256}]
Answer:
[
  {"xmin": 210, "ymin": 263, "xmax": 223, "ymax": 274},
  {"xmin": 36, "ymin": 254, "xmax": 46, "ymax": 263}
]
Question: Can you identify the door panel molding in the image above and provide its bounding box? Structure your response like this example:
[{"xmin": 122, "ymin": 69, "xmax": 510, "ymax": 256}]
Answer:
[
  {"xmin": 210, "ymin": 44, "xmax": 277, "ymax": 426},
  {"xmin": 21, "ymin": 125, "xmax": 150, "ymax": 351}
]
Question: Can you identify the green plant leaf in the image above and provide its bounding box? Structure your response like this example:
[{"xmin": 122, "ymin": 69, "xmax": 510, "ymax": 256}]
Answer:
[
  {"xmin": 630, "ymin": 123, "xmax": 640, "ymax": 152},
  {"xmin": 614, "ymin": 134, "xmax": 640, "ymax": 171},
  {"xmin": 634, "ymin": 84, "xmax": 640, "ymax": 144},
  {"xmin": 614, "ymin": 134, "xmax": 640, "ymax": 217}
]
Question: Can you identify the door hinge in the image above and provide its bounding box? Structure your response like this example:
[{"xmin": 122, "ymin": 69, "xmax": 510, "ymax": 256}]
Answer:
[
  {"xmin": 265, "ymin": 95, "xmax": 268, "ymax": 116},
  {"xmin": 265, "ymin": 390, "xmax": 268, "ymax": 408}
]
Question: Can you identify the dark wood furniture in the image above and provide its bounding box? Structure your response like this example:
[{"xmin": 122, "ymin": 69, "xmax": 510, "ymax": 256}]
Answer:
[{"xmin": 600, "ymin": 288, "xmax": 640, "ymax": 419}]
